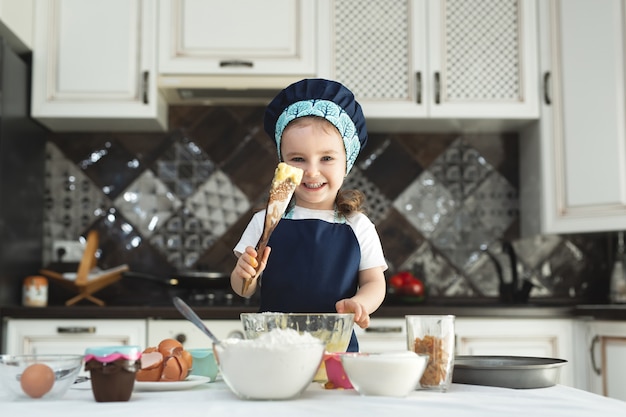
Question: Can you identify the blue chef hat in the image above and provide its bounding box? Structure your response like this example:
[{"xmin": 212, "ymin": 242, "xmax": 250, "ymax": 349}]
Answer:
[{"xmin": 264, "ymin": 78, "xmax": 368, "ymax": 174}]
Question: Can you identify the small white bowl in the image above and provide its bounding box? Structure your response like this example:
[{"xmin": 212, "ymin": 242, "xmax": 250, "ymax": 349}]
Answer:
[{"xmin": 341, "ymin": 351, "xmax": 428, "ymax": 397}]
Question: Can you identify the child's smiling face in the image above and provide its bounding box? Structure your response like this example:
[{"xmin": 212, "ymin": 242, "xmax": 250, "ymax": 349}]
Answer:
[{"xmin": 280, "ymin": 117, "xmax": 346, "ymax": 211}]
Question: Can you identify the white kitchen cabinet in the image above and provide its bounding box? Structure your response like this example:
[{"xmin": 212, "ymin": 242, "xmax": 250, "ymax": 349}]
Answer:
[
  {"xmin": 581, "ymin": 320, "xmax": 626, "ymax": 402},
  {"xmin": 455, "ymin": 318, "xmax": 575, "ymax": 387},
  {"xmin": 159, "ymin": 0, "xmax": 317, "ymax": 75},
  {"xmin": 147, "ymin": 319, "xmax": 244, "ymax": 349},
  {"xmin": 3, "ymin": 318, "xmax": 146, "ymax": 355},
  {"xmin": 158, "ymin": 0, "xmax": 320, "ymax": 102},
  {"xmin": 31, "ymin": 0, "xmax": 167, "ymax": 132},
  {"xmin": 520, "ymin": 0, "xmax": 626, "ymax": 235},
  {"xmin": 0, "ymin": 0, "xmax": 34, "ymax": 53},
  {"xmin": 319, "ymin": 0, "xmax": 538, "ymax": 131},
  {"xmin": 357, "ymin": 317, "xmax": 576, "ymax": 387},
  {"xmin": 354, "ymin": 318, "xmax": 407, "ymax": 352}
]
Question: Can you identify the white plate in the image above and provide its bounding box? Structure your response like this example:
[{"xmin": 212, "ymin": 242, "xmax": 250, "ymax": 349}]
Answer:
[{"xmin": 134, "ymin": 375, "xmax": 211, "ymax": 392}]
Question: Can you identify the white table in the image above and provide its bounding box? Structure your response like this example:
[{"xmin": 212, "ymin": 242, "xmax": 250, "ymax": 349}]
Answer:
[{"xmin": 1, "ymin": 381, "xmax": 624, "ymax": 417}]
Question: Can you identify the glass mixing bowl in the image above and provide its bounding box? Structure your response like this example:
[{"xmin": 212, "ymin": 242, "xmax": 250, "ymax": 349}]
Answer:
[{"xmin": 240, "ymin": 312, "xmax": 355, "ymax": 381}]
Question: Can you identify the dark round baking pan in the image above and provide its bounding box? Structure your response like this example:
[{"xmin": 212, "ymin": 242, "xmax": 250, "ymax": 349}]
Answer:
[{"xmin": 453, "ymin": 355, "xmax": 568, "ymax": 389}]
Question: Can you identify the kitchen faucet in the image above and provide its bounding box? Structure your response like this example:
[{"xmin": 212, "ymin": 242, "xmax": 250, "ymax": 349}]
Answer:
[{"xmin": 484, "ymin": 241, "xmax": 534, "ymax": 304}]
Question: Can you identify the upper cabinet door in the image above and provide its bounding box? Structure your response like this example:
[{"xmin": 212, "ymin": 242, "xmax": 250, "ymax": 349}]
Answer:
[
  {"xmin": 521, "ymin": 0, "xmax": 626, "ymax": 235},
  {"xmin": 323, "ymin": 0, "xmax": 538, "ymax": 129},
  {"xmin": 31, "ymin": 0, "xmax": 167, "ymax": 132},
  {"xmin": 427, "ymin": 0, "xmax": 538, "ymax": 119},
  {"xmin": 321, "ymin": 0, "xmax": 427, "ymax": 119},
  {"xmin": 158, "ymin": 0, "xmax": 317, "ymax": 75}
]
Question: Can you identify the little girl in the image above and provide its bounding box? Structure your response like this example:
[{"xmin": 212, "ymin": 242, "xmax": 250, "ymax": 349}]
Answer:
[{"xmin": 230, "ymin": 78, "xmax": 387, "ymax": 351}]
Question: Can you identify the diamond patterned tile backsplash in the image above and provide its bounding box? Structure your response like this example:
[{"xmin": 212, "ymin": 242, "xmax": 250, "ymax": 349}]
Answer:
[{"xmin": 43, "ymin": 106, "xmax": 612, "ymax": 305}]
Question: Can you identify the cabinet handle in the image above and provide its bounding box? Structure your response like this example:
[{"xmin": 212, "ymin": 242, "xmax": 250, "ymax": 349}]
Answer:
[
  {"xmin": 142, "ymin": 71, "xmax": 149, "ymax": 104},
  {"xmin": 57, "ymin": 327, "xmax": 96, "ymax": 334},
  {"xmin": 434, "ymin": 72, "xmax": 441, "ymax": 104},
  {"xmin": 364, "ymin": 326, "xmax": 403, "ymax": 333},
  {"xmin": 543, "ymin": 72, "xmax": 551, "ymax": 105},
  {"xmin": 590, "ymin": 335, "xmax": 601, "ymax": 375},
  {"xmin": 416, "ymin": 72, "xmax": 422, "ymax": 104},
  {"xmin": 219, "ymin": 60, "xmax": 254, "ymax": 68},
  {"xmin": 227, "ymin": 330, "xmax": 245, "ymax": 339}
]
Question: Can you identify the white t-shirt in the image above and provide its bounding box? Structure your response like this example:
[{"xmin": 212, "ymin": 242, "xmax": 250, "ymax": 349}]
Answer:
[{"xmin": 234, "ymin": 206, "xmax": 388, "ymax": 272}]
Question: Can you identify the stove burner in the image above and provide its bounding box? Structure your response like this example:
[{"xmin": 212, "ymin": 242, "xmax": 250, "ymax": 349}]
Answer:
[{"xmin": 186, "ymin": 289, "xmax": 257, "ymax": 307}]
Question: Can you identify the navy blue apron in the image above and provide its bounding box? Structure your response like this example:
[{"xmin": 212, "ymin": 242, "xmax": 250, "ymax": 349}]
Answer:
[{"xmin": 259, "ymin": 217, "xmax": 361, "ymax": 352}]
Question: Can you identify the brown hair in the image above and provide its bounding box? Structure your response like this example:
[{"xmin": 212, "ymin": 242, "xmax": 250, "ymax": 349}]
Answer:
[{"xmin": 336, "ymin": 188, "xmax": 366, "ymax": 217}]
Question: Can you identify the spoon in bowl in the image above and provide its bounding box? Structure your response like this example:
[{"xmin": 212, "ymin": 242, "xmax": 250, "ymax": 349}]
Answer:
[{"xmin": 172, "ymin": 296, "xmax": 220, "ymax": 345}]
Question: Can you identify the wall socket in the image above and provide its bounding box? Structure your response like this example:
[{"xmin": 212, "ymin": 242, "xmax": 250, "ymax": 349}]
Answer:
[{"xmin": 52, "ymin": 240, "xmax": 85, "ymax": 263}]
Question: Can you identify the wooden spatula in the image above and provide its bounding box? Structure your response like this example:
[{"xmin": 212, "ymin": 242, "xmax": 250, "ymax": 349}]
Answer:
[{"xmin": 242, "ymin": 163, "xmax": 304, "ymax": 293}]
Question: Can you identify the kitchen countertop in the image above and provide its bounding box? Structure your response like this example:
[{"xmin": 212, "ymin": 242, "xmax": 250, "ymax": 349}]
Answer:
[
  {"xmin": 571, "ymin": 304, "xmax": 626, "ymax": 320},
  {"xmin": 1, "ymin": 380, "xmax": 624, "ymax": 417},
  {"xmin": 1, "ymin": 303, "xmax": 625, "ymax": 320}
]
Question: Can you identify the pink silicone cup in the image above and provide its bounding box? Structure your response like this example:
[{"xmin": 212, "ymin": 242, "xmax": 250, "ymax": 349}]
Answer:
[{"xmin": 324, "ymin": 353, "xmax": 353, "ymax": 389}]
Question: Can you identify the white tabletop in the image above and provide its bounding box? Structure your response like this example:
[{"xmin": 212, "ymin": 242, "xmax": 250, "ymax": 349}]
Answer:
[{"xmin": 1, "ymin": 381, "xmax": 624, "ymax": 417}]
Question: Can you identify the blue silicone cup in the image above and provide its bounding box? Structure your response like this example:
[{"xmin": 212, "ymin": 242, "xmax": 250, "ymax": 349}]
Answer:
[{"xmin": 187, "ymin": 348, "xmax": 219, "ymax": 381}]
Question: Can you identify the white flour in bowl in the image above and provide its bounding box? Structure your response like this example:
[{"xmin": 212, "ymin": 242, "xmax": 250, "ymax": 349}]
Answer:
[{"xmin": 215, "ymin": 328, "xmax": 325, "ymax": 400}]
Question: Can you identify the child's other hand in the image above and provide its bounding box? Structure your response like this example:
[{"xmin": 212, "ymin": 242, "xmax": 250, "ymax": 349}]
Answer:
[{"xmin": 335, "ymin": 299, "xmax": 370, "ymax": 328}]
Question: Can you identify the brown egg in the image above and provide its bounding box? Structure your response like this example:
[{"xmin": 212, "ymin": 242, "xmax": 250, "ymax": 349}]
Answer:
[
  {"xmin": 20, "ymin": 363, "xmax": 55, "ymax": 398},
  {"xmin": 161, "ymin": 353, "xmax": 188, "ymax": 381},
  {"xmin": 136, "ymin": 367, "xmax": 162, "ymax": 382},
  {"xmin": 136, "ymin": 351, "xmax": 164, "ymax": 382},
  {"xmin": 157, "ymin": 339, "xmax": 183, "ymax": 357},
  {"xmin": 181, "ymin": 349, "xmax": 193, "ymax": 370}
]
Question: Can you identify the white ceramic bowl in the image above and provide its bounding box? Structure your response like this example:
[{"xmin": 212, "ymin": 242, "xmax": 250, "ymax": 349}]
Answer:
[
  {"xmin": 341, "ymin": 351, "xmax": 428, "ymax": 397},
  {"xmin": 214, "ymin": 328, "xmax": 325, "ymax": 400},
  {"xmin": 0, "ymin": 354, "xmax": 83, "ymax": 400}
]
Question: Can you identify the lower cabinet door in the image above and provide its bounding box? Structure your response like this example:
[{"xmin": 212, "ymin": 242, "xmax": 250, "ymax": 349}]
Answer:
[
  {"xmin": 4, "ymin": 319, "xmax": 147, "ymax": 355},
  {"xmin": 587, "ymin": 321, "xmax": 626, "ymax": 402},
  {"xmin": 354, "ymin": 318, "xmax": 408, "ymax": 352},
  {"xmin": 4, "ymin": 319, "xmax": 147, "ymax": 376},
  {"xmin": 455, "ymin": 318, "xmax": 575, "ymax": 387}
]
